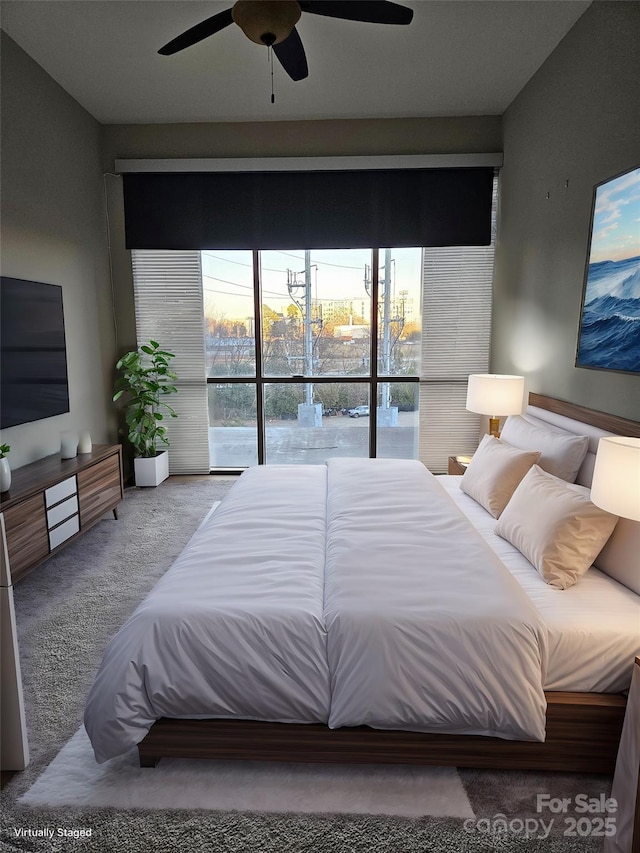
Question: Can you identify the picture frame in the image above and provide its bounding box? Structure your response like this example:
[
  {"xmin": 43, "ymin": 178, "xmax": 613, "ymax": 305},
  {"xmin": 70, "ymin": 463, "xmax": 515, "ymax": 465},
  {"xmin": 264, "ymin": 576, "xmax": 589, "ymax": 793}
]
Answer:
[{"xmin": 575, "ymin": 164, "xmax": 640, "ymax": 374}]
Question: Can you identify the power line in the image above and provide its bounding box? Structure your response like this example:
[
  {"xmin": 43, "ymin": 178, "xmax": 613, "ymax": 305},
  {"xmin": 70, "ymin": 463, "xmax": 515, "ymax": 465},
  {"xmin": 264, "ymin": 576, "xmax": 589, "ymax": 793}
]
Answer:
[
  {"xmin": 203, "ymin": 286, "xmax": 257, "ymax": 299},
  {"xmin": 204, "ymin": 286, "xmax": 291, "ymax": 301},
  {"xmin": 203, "ymin": 249, "xmax": 366, "ymax": 271},
  {"xmin": 202, "ymin": 252, "xmax": 288, "ymax": 273},
  {"xmin": 274, "ymin": 250, "xmax": 366, "ymax": 270},
  {"xmin": 203, "ymin": 275, "xmax": 370, "ymax": 304},
  {"xmin": 203, "ymin": 273, "xmax": 252, "ymax": 289},
  {"xmin": 203, "ymin": 274, "xmax": 284, "ymax": 300}
]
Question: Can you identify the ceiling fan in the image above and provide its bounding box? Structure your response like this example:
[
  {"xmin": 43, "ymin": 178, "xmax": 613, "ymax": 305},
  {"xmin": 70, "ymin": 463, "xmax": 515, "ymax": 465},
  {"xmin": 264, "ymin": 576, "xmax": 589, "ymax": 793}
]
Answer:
[{"xmin": 158, "ymin": 1, "xmax": 414, "ymax": 81}]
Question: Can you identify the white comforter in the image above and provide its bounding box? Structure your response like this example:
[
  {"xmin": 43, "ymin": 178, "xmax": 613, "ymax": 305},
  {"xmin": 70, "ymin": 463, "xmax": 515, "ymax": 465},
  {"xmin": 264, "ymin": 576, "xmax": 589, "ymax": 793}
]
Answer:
[
  {"xmin": 324, "ymin": 458, "xmax": 548, "ymax": 740},
  {"xmin": 85, "ymin": 459, "xmax": 548, "ymax": 763},
  {"xmin": 85, "ymin": 466, "xmax": 331, "ymax": 763}
]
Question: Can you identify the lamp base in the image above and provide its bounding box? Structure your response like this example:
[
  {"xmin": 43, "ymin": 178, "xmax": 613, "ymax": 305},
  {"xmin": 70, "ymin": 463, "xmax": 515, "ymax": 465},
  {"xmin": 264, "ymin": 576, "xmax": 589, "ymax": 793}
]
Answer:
[{"xmin": 489, "ymin": 417, "xmax": 501, "ymax": 438}]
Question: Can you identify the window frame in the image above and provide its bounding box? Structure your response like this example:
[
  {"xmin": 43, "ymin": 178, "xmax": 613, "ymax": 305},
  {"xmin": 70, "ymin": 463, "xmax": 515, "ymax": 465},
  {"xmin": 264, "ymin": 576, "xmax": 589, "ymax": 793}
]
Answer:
[{"xmin": 206, "ymin": 248, "xmax": 419, "ymax": 468}]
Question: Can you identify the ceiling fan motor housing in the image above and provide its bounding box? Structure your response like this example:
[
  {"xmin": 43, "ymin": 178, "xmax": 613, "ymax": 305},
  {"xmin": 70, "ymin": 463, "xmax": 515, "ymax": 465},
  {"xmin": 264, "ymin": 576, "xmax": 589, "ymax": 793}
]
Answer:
[{"xmin": 232, "ymin": 1, "xmax": 302, "ymax": 46}]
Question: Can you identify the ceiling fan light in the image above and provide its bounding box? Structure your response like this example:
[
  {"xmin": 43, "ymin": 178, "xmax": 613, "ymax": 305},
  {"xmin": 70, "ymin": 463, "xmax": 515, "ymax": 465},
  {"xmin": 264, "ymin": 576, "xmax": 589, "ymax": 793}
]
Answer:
[{"xmin": 232, "ymin": 1, "xmax": 301, "ymax": 46}]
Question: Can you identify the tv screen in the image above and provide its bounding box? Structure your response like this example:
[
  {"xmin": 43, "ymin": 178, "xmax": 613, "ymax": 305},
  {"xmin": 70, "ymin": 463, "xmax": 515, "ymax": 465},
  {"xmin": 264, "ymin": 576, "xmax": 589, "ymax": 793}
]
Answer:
[{"xmin": 1, "ymin": 277, "xmax": 70, "ymax": 429}]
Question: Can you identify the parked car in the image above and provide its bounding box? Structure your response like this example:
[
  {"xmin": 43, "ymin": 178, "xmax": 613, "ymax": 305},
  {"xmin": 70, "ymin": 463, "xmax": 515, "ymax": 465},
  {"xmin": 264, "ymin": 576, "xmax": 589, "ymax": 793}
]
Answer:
[{"xmin": 348, "ymin": 405, "xmax": 370, "ymax": 418}]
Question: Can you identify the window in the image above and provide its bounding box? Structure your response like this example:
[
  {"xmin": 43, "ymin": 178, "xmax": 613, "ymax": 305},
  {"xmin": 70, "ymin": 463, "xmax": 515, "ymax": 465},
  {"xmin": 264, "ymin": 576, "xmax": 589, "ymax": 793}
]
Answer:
[
  {"xmin": 126, "ymin": 163, "xmax": 496, "ymax": 472},
  {"xmin": 132, "ymin": 234, "xmax": 494, "ymax": 473},
  {"xmin": 203, "ymin": 248, "xmax": 421, "ymax": 468}
]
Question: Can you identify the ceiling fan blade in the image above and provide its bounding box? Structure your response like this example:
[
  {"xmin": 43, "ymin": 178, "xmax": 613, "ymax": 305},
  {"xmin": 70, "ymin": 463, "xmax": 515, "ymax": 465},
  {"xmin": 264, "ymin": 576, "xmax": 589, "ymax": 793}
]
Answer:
[
  {"xmin": 273, "ymin": 28, "xmax": 309, "ymax": 81},
  {"xmin": 299, "ymin": 1, "xmax": 413, "ymax": 25},
  {"xmin": 158, "ymin": 8, "xmax": 234, "ymax": 55}
]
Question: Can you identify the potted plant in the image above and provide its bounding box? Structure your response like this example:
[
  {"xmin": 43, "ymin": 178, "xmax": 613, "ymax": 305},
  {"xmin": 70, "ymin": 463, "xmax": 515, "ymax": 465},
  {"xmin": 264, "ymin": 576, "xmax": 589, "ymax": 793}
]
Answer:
[
  {"xmin": 0, "ymin": 444, "xmax": 11, "ymax": 493},
  {"xmin": 113, "ymin": 340, "xmax": 178, "ymax": 487}
]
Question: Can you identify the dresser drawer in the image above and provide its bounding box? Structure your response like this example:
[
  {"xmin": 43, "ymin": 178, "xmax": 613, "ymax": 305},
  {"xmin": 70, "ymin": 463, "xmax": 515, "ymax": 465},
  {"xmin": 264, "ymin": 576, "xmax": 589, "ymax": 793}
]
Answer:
[
  {"xmin": 49, "ymin": 514, "xmax": 80, "ymax": 550},
  {"xmin": 78, "ymin": 453, "xmax": 123, "ymax": 529},
  {"xmin": 46, "ymin": 494, "xmax": 79, "ymax": 528},
  {"xmin": 45, "ymin": 475, "xmax": 78, "ymax": 508},
  {"xmin": 2, "ymin": 494, "xmax": 49, "ymax": 581}
]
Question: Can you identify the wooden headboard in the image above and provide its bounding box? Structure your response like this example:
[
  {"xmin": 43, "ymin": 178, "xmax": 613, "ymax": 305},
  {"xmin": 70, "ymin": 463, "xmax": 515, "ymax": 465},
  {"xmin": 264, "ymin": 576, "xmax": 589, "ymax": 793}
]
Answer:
[{"xmin": 528, "ymin": 393, "xmax": 640, "ymax": 438}]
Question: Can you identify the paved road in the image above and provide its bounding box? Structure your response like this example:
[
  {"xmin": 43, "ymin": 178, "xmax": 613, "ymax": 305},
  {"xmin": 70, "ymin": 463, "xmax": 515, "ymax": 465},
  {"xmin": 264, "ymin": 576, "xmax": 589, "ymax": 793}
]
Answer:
[{"xmin": 209, "ymin": 411, "xmax": 418, "ymax": 467}]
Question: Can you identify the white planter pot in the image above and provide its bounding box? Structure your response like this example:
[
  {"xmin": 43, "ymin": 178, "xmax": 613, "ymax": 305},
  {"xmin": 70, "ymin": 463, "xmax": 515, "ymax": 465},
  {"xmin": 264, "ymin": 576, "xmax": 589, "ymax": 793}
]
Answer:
[
  {"xmin": 0, "ymin": 457, "xmax": 11, "ymax": 492},
  {"xmin": 134, "ymin": 451, "xmax": 169, "ymax": 488}
]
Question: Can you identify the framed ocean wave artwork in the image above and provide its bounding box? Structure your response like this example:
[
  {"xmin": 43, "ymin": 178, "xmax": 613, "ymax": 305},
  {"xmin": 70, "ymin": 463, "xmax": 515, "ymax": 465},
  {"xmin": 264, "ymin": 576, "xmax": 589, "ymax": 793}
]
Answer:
[{"xmin": 576, "ymin": 164, "xmax": 640, "ymax": 374}]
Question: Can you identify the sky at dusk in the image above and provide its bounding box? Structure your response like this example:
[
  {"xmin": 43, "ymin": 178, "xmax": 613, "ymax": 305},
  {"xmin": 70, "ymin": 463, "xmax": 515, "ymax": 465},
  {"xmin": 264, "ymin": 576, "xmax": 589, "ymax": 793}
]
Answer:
[
  {"xmin": 589, "ymin": 166, "xmax": 640, "ymax": 264},
  {"xmin": 201, "ymin": 248, "xmax": 423, "ymax": 324}
]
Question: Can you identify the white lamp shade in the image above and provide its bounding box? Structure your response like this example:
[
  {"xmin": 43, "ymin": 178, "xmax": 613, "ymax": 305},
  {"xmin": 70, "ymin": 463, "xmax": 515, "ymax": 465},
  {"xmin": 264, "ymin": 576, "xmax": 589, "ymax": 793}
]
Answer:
[
  {"xmin": 591, "ymin": 436, "xmax": 640, "ymax": 521},
  {"xmin": 465, "ymin": 374, "xmax": 525, "ymax": 416}
]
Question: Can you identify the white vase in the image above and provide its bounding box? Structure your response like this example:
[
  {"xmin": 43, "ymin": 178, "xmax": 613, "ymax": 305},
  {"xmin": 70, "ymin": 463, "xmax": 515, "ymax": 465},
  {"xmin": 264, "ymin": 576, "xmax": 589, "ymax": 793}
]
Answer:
[
  {"xmin": 78, "ymin": 430, "xmax": 92, "ymax": 454},
  {"xmin": 0, "ymin": 457, "xmax": 11, "ymax": 492},
  {"xmin": 60, "ymin": 431, "xmax": 79, "ymax": 459}
]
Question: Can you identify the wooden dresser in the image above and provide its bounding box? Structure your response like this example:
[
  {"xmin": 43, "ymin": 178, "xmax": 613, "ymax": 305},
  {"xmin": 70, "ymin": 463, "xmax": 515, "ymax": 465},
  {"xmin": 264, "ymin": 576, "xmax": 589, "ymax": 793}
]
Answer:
[{"xmin": 0, "ymin": 445, "xmax": 123, "ymax": 583}]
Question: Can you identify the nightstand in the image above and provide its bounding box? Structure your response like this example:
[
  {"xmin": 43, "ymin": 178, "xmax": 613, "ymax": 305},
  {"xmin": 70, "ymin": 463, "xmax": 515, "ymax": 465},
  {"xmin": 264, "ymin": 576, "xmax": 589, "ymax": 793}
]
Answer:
[
  {"xmin": 448, "ymin": 456, "xmax": 470, "ymax": 475},
  {"xmin": 605, "ymin": 656, "xmax": 640, "ymax": 853}
]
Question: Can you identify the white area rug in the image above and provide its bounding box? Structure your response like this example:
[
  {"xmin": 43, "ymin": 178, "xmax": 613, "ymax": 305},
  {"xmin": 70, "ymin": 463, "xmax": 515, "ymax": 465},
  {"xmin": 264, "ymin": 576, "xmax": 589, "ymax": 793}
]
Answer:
[{"xmin": 19, "ymin": 726, "xmax": 474, "ymax": 819}]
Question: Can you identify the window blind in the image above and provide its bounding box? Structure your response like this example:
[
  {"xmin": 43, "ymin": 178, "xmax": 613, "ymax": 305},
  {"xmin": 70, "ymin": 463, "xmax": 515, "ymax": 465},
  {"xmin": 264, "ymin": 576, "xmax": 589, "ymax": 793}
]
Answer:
[
  {"xmin": 418, "ymin": 243, "xmax": 495, "ymax": 473},
  {"xmin": 123, "ymin": 168, "xmax": 495, "ymax": 251},
  {"xmin": 132, "ymin": 250, "xmax": 210, "ymax": 474}
]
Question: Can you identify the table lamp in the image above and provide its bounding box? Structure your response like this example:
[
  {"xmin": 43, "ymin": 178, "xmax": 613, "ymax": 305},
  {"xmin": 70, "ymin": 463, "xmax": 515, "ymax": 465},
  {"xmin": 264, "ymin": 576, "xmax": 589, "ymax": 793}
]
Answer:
[
  {"xmin": 466, "ymin": 374, "xmax": 525, "ymax": 438},
  {"xmin": 591, "ymin": 436, "xmax": 640, "ymax": 521}
]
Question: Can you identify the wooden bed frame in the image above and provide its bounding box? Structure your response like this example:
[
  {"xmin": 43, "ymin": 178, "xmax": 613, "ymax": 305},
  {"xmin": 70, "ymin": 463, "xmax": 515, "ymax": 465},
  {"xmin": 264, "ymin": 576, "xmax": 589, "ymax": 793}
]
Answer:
[{"xmin": 138, "ymin": 394, "xmax": 640, "ymax": 773}]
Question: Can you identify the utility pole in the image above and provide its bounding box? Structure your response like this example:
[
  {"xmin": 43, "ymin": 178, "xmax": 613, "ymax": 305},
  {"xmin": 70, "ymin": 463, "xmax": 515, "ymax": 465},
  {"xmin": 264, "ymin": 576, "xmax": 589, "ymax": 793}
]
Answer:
[
  {"xmin": 304, "ymin": 249, "xmax": 313, "ymax": 405},
  {"xmin": 381, "ymin": 248, "xmax": 392, "ymax": 409},
  {"xmin": 288, "ymin": 251, "xmax": 318, "ymax": 421},
  {"xmin": 365, "ymin": 251, "xmax": 399, "ymax": 421}
]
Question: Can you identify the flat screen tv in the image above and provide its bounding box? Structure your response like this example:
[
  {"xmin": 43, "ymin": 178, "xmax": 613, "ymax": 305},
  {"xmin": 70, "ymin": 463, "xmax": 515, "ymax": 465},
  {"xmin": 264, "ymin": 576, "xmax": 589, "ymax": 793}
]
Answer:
[{"xmin": 1, "ymin": 277, "xmax": 70, "ymax": 429}]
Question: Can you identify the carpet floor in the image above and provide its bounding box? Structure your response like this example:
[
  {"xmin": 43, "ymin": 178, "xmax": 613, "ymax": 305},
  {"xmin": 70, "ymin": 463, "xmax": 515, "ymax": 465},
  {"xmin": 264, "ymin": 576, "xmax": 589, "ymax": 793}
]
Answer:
[
  {"xmin": 18, "ymin": 726, "xmax": 474, "ymax": 818},
  {"xmin": 0, "ymin": 476, "xmax": 611, "ymax": 852}
]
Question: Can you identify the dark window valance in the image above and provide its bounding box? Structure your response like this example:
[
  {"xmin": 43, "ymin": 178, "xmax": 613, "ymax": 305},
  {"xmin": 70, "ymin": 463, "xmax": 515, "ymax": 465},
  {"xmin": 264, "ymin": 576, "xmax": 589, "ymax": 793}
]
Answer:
[{"xmin": 123, "ymin": 167, "xmax": 494, "ymax": 250}]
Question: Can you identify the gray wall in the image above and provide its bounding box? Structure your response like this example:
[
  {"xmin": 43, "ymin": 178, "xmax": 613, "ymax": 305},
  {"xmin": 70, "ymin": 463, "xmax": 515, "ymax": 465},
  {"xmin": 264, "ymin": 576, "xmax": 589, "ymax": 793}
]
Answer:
[
  {"xmin": 6, "ymin": 0, "xmax": 637, "ymax": 469},
  {"xmin": 101, "ymin": 116, "xmax": 503, "ymax": 169},
  {"xmin": 101, "ymin": 116, "xmax": 502, "ymax": 353},
  {"xmin": 493, "ymin": 2, "xmax": 640, "ymax": 420},
  {"xmin": 0, "ymin": 33, "xmax": 116, "ymax": 470}
]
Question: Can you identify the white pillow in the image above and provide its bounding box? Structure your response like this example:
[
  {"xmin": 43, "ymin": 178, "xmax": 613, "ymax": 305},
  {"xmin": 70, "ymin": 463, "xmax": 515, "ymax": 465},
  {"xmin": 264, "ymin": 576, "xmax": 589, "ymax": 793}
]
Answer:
[
  {"xmin": 500, "ymin": 415, "xmax": 589, "ymax": 483},
  {"xmin": 495, "ymin": 465, "xmax": 619, "ymax": 590},
  {"xmin": 460, "ymin": 434, "xmax": 540, "ymax": 519},
  {"xmin": 594, "ymin": 518, "xmax": 640, "ymax": 595}
]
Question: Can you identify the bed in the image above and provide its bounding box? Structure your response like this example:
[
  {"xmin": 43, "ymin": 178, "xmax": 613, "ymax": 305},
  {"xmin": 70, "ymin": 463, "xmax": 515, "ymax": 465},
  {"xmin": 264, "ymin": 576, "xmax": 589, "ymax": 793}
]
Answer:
[{"xmin": 84, "ymin": 394, "xmax": 640, "ymax": 772}]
